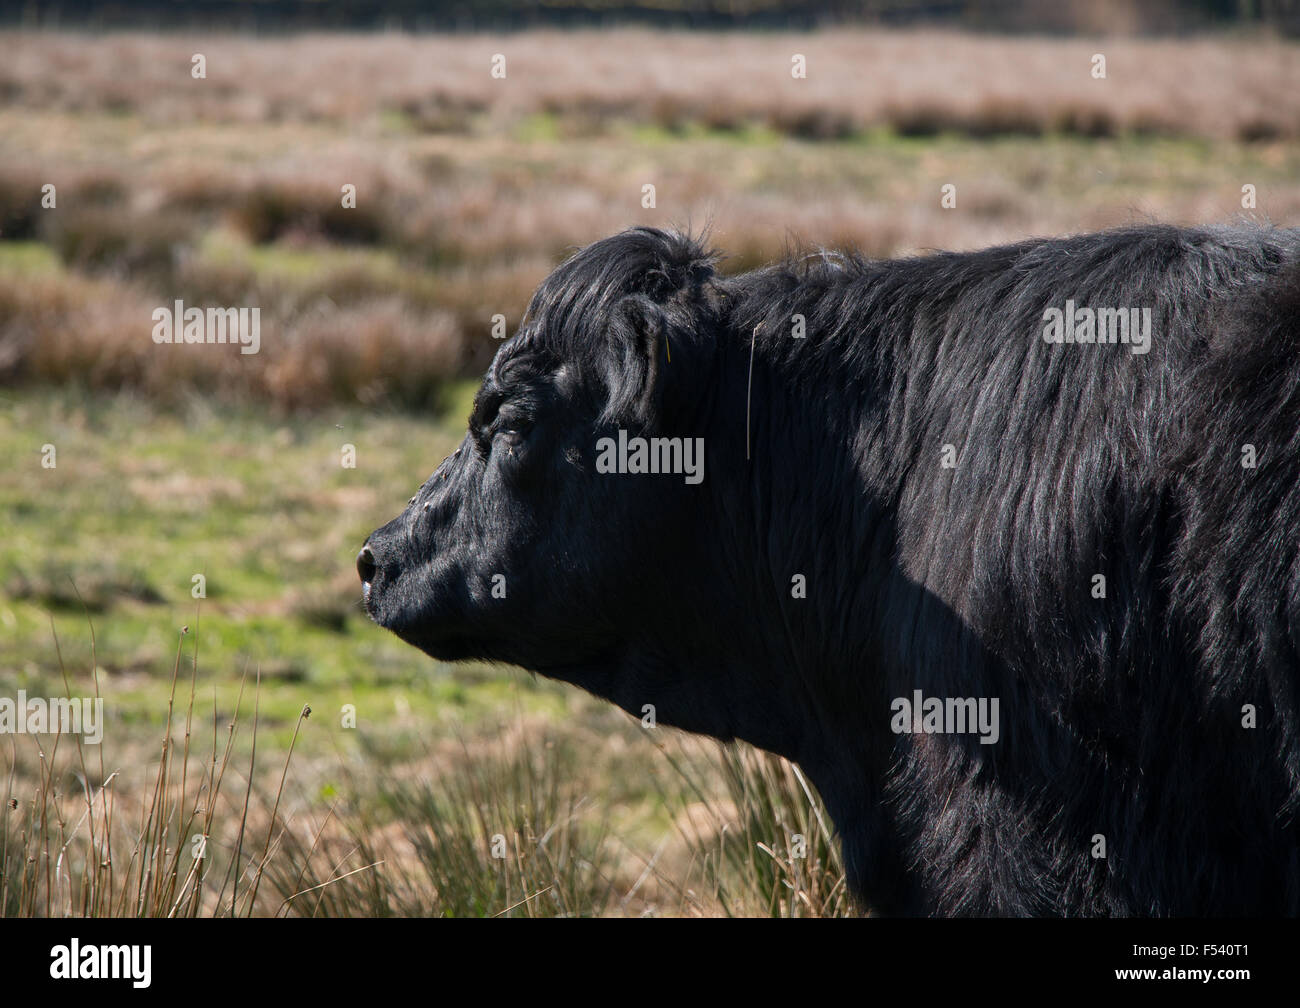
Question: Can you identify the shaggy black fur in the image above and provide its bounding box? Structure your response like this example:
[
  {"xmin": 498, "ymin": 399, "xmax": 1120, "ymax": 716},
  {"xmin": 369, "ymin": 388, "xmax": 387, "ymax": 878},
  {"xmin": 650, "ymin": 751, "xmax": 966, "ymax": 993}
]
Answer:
[{"xmin": 361, "ymin": 223, "xmax": 1300, "ymax": 916}]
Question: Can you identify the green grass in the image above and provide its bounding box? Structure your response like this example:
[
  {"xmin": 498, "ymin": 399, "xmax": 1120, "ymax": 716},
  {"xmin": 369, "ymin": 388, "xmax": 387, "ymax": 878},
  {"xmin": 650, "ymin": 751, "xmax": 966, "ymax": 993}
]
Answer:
[
  {"xmin": 198, "ymin": 228, "xmax": 402, "ymax": 280},
  {"xmin": 0, "ymin": 385, "xmax": 533, "ymax": 752},
  {"xmin": 0, "ymin": 387, "xmax": 849, "ymax": 915},
  {"xmin": 0, "ymin": 241, "xmax": 62, "ymax": 275}
]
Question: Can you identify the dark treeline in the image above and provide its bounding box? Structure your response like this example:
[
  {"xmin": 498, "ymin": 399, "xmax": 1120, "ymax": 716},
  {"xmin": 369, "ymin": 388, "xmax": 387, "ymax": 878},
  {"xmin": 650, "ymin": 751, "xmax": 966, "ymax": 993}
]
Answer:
[{"xmin": 8, "ymin": 0, "xmax": 1299, "ymax": 35}]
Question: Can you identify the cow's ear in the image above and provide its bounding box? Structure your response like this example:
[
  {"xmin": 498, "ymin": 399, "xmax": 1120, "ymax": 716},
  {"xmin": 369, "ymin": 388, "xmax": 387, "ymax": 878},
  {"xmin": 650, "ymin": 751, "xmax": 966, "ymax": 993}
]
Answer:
[{"xmin": 603, "ymin": 294, "xmax": 666, "ymax": 424}]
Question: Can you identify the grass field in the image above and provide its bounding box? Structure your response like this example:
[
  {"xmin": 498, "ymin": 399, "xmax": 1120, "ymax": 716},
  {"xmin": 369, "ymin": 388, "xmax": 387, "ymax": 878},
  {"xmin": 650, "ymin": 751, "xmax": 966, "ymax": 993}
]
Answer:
[
  {"xmin": 4, "ymin": 30, "xmax": 1299, "ymax": 409},
  {"xmin": 2, "ymin": 26, "xmax": 1298, "ymax": 916},
  {"xmin": 0, "ymin": 385, "xmax": 848, "ymax": 916}
]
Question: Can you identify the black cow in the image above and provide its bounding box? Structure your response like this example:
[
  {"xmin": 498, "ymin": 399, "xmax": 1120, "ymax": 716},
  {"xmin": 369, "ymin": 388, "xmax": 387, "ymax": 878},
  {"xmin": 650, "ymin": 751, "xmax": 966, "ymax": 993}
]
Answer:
[{"xmin": 359, "ymin": 224, "xmax": 1300, "ymax": 916}]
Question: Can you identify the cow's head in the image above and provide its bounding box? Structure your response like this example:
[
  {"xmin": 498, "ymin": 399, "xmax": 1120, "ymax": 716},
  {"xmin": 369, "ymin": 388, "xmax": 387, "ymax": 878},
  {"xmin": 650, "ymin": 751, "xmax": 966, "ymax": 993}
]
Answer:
[{"xmin": 358, "ymin": 228, "xmax": 727, "ymax": 695}]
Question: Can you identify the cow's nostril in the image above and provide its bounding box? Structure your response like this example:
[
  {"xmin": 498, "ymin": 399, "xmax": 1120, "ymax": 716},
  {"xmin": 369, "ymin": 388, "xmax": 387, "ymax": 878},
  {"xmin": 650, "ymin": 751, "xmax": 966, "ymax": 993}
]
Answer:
[{"xmin": 356, "ymin": 544, "xmax": 376, "ymax": 584}]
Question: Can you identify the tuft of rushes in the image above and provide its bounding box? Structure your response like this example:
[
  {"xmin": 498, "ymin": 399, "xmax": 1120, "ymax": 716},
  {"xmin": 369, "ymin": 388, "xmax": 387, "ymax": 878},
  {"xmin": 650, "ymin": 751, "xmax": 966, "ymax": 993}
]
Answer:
[{"xmin": 0, "ymin": 617, "xmax": 322, "ymax": 918}]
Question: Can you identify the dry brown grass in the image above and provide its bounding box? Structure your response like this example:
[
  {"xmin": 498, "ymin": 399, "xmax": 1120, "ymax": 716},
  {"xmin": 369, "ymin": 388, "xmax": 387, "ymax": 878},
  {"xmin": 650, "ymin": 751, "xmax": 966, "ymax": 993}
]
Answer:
[
  {"xmin": 0, "ymin": 264, "xmax": 462, "ymax": 410},
  {"xmin": 5, "ymin": 29, "xmax": 1297, "ymax": 141},
  {"xmin": 1, "ymin": 28, "xmax": 1298, "ymax": 411},
  {"xmin": 1, "ymin": 635, "xmax": 847, "ymax": 917}
]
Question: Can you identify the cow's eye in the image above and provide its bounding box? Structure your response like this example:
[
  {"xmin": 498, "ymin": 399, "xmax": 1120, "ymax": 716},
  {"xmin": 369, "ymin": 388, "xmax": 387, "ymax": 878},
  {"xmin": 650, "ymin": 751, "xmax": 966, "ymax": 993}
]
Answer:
[{"xmin": 497, "ymin": 427, "xmax": 527, "ymax": 448}]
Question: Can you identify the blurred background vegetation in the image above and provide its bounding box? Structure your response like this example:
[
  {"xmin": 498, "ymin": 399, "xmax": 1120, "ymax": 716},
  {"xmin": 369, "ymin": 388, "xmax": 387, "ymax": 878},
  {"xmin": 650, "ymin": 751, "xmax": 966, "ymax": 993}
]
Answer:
[
  {"xmin": 1, "ymin": 3, "xmax": 1297, "ymax": 916},
  {"xmin": 3, "ymin": 29, "xmax": 1297, "ymax": 409}
]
